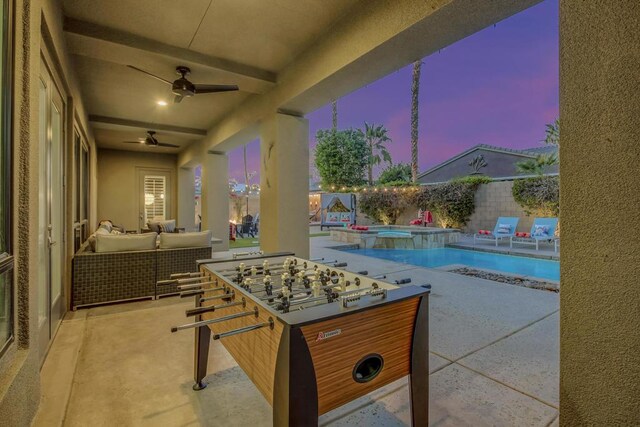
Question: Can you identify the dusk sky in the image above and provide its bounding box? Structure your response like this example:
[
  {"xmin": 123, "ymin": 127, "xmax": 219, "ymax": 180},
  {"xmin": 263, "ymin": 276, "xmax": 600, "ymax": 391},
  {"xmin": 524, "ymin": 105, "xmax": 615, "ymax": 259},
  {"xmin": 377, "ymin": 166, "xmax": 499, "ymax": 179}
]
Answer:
[{"xmin": 228, "ymin": 0, "xmax": 558, "ymax": 184}]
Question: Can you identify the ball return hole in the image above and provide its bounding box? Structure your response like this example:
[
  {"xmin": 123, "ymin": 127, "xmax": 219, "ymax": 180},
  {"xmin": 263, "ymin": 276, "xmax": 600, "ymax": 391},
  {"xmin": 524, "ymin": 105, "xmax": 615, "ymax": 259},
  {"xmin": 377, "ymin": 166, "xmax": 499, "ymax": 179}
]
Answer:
[{"xmin": 353, "ymin": 354, "xmax": 384, "ymax": 383}]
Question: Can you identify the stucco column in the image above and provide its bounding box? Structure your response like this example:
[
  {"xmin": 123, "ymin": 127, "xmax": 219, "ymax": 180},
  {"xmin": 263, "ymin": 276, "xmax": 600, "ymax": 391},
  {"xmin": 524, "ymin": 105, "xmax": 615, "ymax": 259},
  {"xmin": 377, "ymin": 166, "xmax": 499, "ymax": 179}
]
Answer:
[
  {"xmin": 560, "ymin": 1, "xmax": 640, "ymax": 425},
  {"xmin": 177, "ymin": 166, "xmax": 196, "ymax": 231},
  {"xmin": 260, "ymin": 113, "xmax": 309, "ymax": 258},
  {"xmin": 200, "ymin": 152, "xmax": 229, "ymax": 251}
]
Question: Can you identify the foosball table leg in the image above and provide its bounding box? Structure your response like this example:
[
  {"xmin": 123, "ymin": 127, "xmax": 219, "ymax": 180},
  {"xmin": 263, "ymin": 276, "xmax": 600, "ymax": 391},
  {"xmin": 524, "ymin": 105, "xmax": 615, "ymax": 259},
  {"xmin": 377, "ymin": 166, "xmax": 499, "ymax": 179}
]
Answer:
[
  {"xmin": 409, "ymin": 294, "xmax": 430, "ymax": 426},
  {"xmin": 193, "ymin": 324, "xmax": 211, "ymax": 391},
  {"xmin": 273, "ymin": 326, "xmax": 319, "ymax": 426}
]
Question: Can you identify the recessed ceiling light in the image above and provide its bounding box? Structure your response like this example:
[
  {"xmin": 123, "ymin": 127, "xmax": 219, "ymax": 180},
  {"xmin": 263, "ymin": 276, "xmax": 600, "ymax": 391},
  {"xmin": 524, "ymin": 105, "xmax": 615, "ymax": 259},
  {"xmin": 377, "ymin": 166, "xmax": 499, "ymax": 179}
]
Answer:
[{"xmin": 157, "ymin": 100, "xmax": 168, "ymax": 106}]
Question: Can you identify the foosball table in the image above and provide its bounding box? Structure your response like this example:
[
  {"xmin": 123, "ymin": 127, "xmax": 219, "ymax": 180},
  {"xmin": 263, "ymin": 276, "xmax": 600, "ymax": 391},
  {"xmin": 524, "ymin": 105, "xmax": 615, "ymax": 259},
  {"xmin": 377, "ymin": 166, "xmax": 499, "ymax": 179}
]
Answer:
[{"xmin": 166, "ymin": 252, "xmax": 430, "ymax": 426}]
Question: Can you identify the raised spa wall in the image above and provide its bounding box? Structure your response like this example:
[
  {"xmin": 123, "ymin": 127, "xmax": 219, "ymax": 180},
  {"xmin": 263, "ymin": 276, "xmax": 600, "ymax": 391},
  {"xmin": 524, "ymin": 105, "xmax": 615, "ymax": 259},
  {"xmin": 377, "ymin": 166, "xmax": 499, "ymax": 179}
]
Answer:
[{"xmin": 330, "ymin": 226, "xmax": 461, "ymax": 249}]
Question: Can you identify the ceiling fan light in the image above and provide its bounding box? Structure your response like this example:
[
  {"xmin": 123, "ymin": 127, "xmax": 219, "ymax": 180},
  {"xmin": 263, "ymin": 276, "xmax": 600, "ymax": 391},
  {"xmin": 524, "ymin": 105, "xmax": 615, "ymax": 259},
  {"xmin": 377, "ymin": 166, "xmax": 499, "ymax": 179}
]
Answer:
[{"xmin": 157, "ymin": 100, "xmax": 168, "ymax": 106}]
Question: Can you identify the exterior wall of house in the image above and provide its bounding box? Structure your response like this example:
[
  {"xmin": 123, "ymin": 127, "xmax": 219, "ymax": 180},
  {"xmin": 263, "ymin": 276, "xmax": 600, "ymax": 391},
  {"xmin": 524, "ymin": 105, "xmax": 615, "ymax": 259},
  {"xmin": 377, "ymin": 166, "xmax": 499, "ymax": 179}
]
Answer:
[
  {"xmin": 0, "ymin": 0, "xmax": 98, "ymax": 424},
  {"xmin": 97, "ymin": 149, "xmax": 178, "ymax": 232},
  {"xmin": 418, "ymin": 148, "xmax": 559, "ymax": 184},
  {"xmin": 559, "ymin": 1, "xmax": 640, "ymax": 424}
]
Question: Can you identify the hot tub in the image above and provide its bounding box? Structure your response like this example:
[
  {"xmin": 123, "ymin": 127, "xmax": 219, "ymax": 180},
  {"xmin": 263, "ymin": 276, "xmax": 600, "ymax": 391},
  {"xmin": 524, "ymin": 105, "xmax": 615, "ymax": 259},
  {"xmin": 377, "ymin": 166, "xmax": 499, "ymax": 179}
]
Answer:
[{"xmin": 330, "ymin": 225, "xmax": 461, "ymax": 249}]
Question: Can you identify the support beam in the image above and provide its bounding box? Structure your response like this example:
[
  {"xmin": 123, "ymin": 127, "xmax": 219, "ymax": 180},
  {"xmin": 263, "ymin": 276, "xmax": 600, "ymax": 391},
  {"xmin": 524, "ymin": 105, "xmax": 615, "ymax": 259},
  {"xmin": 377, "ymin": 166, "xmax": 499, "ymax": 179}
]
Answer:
[
  {"xmin": 177, "ymin": 167, "xmax": 196, "ymax": 231},
  {"xmin": 260, "ymin": 113, "xmax": 309, "ymax": 258},
  {"xmin": 560, "ymin": 1, "xmax": 640, "ymax": 425},
  {"xmin": 200, "ymin": 152, "xmax": 229, "ymax": 251},
  {"xmin": 89, "ymin": 115, "xmax": 207, "ymax": 136},
  {"xmin": 64, "ymin": 17, "xmax": 276, "ymax": 94}
]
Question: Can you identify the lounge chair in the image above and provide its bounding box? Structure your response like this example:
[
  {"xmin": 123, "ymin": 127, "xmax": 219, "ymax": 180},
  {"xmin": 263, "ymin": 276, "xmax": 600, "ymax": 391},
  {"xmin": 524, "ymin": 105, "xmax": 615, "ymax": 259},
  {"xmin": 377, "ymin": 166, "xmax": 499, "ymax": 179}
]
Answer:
[
  {"xmin": 510, "ymin": 217, "xmax": 559, "ymax": 251},
  {"xmin": 473, "ymin": 217, "xmax": 519, "ymax": 247}
]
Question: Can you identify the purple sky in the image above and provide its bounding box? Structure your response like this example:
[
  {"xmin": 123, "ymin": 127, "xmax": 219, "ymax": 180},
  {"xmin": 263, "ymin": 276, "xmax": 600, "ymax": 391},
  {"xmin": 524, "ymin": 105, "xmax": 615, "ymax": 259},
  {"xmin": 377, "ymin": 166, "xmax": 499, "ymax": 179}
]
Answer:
[{"xmin": 228, "ymin": 0, "xmax": 558, "ymax": 184}]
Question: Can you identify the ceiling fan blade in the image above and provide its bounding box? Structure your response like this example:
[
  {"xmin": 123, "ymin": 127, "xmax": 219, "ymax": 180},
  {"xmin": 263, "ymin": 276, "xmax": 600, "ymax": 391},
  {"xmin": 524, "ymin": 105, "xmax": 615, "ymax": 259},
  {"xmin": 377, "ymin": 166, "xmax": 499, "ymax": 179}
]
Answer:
[
  {"xmin": 126, "ymin": 65, "xmax": 172, "ymax": 85},
  {"xmin": 193, "ymin": 84, "xmax": 239, "ymax": 94},
  {"xmin": 156, "ymin": 142, "xmax": 180, "ymax": 148},
  {"xmin": 174, "ymin": 95, "xmax": 184, "ymax": 104}
]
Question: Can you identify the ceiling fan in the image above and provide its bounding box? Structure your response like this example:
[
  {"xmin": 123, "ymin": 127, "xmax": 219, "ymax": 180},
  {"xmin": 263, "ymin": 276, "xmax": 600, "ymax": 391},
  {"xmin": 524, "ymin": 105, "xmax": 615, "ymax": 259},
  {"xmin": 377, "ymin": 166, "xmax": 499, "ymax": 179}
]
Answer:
[
  {"xmin": 127, "ymin": 65, "xmax": 239, "ymax": 103},
  {"xmin": 123, "ymin": 131, "xmax": 179, "ymax": 148}
]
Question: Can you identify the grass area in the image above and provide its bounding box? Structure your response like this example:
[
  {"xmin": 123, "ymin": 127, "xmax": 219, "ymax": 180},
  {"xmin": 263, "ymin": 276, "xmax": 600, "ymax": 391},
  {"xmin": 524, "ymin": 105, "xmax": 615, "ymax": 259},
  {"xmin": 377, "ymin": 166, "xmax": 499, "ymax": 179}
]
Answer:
[
  {"xmin": 229, "ymin": 237, "xmax": 260, "ymax": 249},
  {"xmin": 229, "ymin": 232, "xmax": 330, "ymax": 249},
  {"xmin": 309, "ymin": 232, "xmax": 330, "ymax": 237}
]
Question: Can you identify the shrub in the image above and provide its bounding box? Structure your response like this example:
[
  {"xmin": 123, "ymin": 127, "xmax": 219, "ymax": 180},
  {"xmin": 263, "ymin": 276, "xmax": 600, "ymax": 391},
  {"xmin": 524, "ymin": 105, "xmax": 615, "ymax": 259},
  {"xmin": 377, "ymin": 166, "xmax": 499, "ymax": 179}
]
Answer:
[
  {"xmin": 378, "ymin": 163, "xmax": 412, "ymax": 185},
  {"xmin": 359, "ymin": 190, "xmax": 410, "ymax": 225},
  {"xmin": 512, "ymin": 176, "xmax": 559, "ymax": 216},
  {"xmin": 411, "ymin": 182, "xmax": 478, "ymax": 228}
]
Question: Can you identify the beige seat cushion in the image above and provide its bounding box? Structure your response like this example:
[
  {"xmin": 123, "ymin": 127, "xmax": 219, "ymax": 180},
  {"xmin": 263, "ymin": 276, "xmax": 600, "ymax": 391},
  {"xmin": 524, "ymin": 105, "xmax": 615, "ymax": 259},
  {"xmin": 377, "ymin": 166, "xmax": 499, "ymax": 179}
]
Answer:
[
  {"xmin": 95, "ymin": 232, "xmax": 158, "ymax": 253},
  {"xmin": 88, "ymin": 227, "xmax": 111, "ymax": 252},
  {"xmin": 159, "ymin": 230, "xmax": 212, "ymax": 249}
]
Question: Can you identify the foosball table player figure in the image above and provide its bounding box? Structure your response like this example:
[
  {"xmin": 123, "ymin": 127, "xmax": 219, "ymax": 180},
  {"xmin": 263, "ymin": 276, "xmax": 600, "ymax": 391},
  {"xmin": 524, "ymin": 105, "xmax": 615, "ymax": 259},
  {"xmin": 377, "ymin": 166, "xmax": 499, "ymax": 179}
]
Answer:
[{"xmin": 166, "ymin": 252, "xmax": 430, "ymax": 426}]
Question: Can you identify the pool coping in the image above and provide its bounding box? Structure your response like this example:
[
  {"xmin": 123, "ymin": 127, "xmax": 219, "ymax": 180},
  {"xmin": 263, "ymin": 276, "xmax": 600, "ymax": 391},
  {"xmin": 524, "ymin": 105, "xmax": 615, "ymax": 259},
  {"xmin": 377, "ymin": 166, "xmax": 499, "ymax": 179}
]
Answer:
[{"xmin": 446, "ymin": 243, "xmax": 559, "ymax": 260}]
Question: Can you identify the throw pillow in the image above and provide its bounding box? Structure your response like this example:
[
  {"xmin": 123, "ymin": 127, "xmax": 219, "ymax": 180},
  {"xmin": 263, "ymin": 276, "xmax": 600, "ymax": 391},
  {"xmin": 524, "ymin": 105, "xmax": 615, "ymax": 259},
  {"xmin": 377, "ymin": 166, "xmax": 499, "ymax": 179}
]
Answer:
[
  {"xmin": 148, "ymin": 219, "xmax": 175, "ymax": 233},
  {"xmin": 158, "ymin": 222, "xmax": 175, "ymax": 233},
  {"xmin": 533, "ymin": 225, "xmax": 549, "ymax": 237},
  {"xmin": 497, "ymin": 224, "xmax": 511, "ymax": 234}
]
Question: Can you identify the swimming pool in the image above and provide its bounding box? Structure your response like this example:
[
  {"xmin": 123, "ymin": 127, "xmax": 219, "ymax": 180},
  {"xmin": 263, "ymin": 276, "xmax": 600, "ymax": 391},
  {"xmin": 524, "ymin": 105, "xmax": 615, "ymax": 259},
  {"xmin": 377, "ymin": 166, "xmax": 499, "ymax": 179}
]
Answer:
[{"xmin": 342, "ymin": 247, "xmax": 560, "ymax": 281}]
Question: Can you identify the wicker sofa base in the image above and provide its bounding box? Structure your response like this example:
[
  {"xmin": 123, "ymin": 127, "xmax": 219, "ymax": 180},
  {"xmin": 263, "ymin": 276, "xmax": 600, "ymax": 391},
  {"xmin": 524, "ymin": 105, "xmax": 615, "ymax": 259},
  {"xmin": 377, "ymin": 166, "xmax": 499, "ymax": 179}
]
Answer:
[
  {"xmin": 72, "ymin": 245, "xmax": 212, "ymax": 309},
  {"xmin": 156, "ymin": 246, "xmax": 213, "ymax": 297}
]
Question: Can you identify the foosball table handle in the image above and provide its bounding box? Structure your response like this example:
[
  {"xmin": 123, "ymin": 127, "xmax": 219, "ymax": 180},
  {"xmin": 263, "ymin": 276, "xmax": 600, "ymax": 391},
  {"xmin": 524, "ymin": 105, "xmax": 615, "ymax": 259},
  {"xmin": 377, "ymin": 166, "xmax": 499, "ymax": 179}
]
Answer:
[{"xmin": 212, "ymin": 317, "xmax": 274, "ymax": 340}]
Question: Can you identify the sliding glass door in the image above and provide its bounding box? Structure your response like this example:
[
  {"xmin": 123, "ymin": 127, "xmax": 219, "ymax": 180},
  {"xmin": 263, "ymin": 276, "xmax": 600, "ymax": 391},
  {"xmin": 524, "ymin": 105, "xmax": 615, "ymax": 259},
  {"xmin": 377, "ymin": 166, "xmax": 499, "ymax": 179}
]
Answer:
[{"xmin": 38, "ymin": 58, "xmax": 65, "ymax": 360}]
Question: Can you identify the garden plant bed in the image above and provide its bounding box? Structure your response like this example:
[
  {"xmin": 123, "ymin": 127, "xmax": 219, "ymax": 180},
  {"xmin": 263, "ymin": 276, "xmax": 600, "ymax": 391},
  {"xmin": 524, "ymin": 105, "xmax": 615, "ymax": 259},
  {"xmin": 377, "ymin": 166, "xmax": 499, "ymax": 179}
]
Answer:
[{"xmin": 450, "ymin": 267, "xmax": 559, "ymax": 292}]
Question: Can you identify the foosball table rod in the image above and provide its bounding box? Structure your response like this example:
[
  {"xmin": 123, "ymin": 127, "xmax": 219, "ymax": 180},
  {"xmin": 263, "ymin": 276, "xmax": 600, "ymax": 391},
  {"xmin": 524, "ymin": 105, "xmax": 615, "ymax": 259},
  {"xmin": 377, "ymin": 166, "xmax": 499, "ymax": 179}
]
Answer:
[
  {"xmin": 171, "ymin": 307, "xmax": 259, "ymax": 333},
  {"xmin": 232, "ymin": 250, "xmax": 264, "ymax": 259},
  {"xmin": 198, "ymin": 292, "xmax": 235, "ymax": 303},
  {"xmin": 215, "ymin": 259, "xmax": 342, "ymax": 277},
  {"xmin": 157, "ymin": 276, "xmax": 208, "ymax": 286},
  {"xmin": 185, "ymin": 298, "xmax": 246, "ymax": 317},
  {"xmin": 212, "ymin": 318, "xmax": 274, "ymax": 340},
  {"xmin": 175, "ymin": 281, "xmax": 218, "ymax": 291},
  {"xmin": 170, "ymin": 272, "xmax": 204, "ymax": 279},
  {"xmin": 180, "ymin": 286, "xmax": 226, "ymax": 298},
  {"xmin": 372, "ymin": 274, "xmax": 413, "ymax": 285}
]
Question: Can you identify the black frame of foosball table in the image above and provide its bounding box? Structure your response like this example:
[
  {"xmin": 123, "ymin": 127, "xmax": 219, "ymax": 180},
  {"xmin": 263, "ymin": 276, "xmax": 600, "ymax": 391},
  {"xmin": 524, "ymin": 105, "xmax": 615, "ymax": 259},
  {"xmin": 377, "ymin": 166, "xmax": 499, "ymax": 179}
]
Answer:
[{"xmin": 191, "ymin": 252, "xmax": 430, "ymax": 427}]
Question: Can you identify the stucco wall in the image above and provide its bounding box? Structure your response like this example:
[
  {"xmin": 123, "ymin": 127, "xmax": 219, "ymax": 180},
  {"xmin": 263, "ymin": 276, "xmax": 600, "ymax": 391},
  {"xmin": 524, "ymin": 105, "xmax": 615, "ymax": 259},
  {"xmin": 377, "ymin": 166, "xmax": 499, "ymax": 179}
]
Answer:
[
  {"xmin": 97, "ymin": 149, "xmax": 178, "ymax": 231},
  {"xmin": 560, "ymin": 1, "xmax": 640, "ymax": 425}
]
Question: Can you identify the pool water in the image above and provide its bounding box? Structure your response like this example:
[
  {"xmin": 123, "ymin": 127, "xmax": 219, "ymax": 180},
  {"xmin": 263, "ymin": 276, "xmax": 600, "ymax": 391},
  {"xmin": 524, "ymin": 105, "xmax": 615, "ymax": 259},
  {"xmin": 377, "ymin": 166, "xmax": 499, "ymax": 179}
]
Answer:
[{"xmin": 342, "ymin": 247, "xmax": 560, "ymax": 281}]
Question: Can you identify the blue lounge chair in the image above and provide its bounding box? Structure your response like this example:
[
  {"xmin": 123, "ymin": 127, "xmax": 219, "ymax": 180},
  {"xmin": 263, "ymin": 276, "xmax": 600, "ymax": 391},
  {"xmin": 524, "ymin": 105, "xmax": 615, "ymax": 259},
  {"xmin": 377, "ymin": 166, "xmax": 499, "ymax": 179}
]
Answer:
[
  {"xmin": 473, "ymin": 217, "xmax": 519, "ymax": 247},
  {"xmin": 510, "ymin": 217, "xmax": 559, "ymax": 251}
]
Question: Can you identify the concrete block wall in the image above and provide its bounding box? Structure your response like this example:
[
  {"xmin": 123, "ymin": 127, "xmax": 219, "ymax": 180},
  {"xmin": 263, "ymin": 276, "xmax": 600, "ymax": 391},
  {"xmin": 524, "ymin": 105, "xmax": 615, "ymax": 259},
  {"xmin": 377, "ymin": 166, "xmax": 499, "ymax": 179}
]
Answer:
[
  {"xmin": 353, "ymin": 181, "xmax": 537, "ymax": 233},
  {"xmin": 466, "ymin": 181, "xmax": 534, "ymax": 233}
]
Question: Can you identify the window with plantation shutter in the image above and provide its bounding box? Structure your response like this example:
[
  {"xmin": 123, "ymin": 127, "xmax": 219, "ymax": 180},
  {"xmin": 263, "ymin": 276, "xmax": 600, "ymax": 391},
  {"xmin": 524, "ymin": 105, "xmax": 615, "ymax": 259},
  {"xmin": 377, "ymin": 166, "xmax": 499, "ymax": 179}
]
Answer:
[{"xmin": 144, "ymin": 175, "xmax": 166, "ymax": 223}]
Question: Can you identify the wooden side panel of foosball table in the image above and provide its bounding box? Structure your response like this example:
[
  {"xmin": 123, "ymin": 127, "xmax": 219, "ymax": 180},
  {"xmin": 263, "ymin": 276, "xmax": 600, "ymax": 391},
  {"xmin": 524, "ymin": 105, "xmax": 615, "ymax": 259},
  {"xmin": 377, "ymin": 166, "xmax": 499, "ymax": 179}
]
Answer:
[
  {"xmin": 199, "ymin": 268, "xmax": 283, "ymax": 405},
  {"xmin": 301, "ymin": 297, "xmax": 419, "ymax": 415}
]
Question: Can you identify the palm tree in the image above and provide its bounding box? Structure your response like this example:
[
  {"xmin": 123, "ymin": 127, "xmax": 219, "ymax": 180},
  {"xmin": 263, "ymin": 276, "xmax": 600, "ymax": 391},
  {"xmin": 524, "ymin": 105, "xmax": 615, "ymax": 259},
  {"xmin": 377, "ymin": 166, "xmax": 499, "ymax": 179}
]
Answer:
[
  {"xmin": 410, "ymin": 60, "xmax": 422, "ymax": 182},
  {"xmin": 332, "ymin": 100, "xmax": 338, "ymax": 130},
  {"xmin": 362, "ymin": 122, "xmax": 392, "ymax": 185},
  {"xmin": 242, "ymin": 145, "xmax": 256, "ymax": 217}
]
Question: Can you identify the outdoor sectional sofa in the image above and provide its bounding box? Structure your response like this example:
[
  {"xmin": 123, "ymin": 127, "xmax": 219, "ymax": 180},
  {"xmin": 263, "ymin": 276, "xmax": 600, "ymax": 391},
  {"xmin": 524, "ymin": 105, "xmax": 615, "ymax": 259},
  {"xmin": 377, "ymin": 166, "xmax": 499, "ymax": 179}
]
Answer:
[{"xmin": 72, "ymin": 231, "xmax": 214, "ymax": 309}]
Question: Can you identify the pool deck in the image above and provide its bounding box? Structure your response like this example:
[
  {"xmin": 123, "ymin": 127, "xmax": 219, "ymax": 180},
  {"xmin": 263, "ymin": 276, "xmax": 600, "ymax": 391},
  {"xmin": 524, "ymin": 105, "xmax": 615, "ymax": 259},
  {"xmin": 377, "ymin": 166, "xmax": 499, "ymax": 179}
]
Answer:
[{"xmin": 34, "ymin": 236, "xmax": 559, "ymax": 427}]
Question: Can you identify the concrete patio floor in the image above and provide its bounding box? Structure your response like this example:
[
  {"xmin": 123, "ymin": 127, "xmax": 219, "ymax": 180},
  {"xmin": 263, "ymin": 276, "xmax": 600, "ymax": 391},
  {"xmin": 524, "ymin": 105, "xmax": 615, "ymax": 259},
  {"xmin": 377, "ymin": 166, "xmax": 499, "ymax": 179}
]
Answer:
[{"xmin": 34, "ymin": 237, "xmax": 559, "ymax": 426}]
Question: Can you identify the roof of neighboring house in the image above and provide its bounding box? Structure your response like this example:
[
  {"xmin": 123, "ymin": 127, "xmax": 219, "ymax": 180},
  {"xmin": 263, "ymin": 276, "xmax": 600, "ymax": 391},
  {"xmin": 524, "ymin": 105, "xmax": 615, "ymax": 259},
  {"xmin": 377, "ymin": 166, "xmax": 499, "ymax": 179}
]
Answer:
[{"xmin": 417, "ymin": 144, "xmax": 558, "ymax": 179}]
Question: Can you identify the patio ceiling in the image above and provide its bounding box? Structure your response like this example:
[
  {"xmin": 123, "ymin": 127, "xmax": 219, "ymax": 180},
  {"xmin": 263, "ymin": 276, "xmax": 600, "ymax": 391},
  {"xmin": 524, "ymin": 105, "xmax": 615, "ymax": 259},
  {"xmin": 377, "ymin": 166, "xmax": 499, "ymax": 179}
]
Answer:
[{"xmin": 62, "ymin": 0, "xmax": 361, "ymax": 153}]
